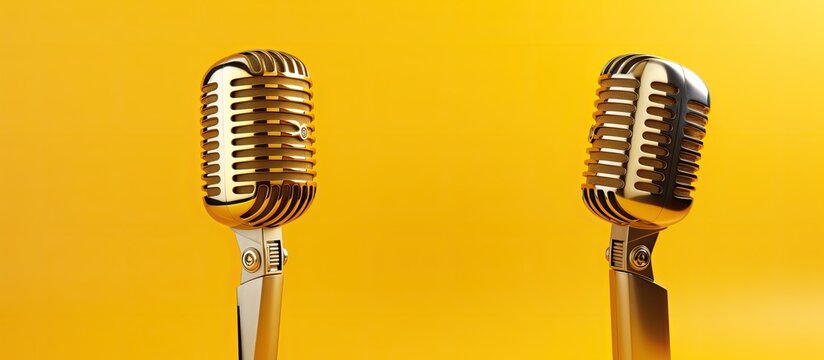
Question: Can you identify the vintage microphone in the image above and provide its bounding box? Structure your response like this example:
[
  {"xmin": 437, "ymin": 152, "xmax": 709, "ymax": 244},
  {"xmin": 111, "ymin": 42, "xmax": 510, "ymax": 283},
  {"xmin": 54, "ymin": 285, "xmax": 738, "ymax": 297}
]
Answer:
[
  {"xmin": 582, "ymin": 54, "xmax": 710, "ymax": 359},
  {"xmin": 200, "ymin": 50, "xmax": 317, "ymax": 359}
]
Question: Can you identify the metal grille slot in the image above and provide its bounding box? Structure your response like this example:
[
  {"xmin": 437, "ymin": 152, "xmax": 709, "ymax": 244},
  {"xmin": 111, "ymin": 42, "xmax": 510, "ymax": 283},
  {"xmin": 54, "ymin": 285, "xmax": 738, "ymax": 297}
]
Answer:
[
  {"xmin": 674, "ymin": 101, "xmax": 710, "ymax": 199},
  {"xmin": 201, "ymin": 82, "xmax": 222, "ymax": 196},
  {"xmin": 239, "ymin": 183, "xmax": 316, "ymax": 228},
  {"xmin": 229, "ymin": 74, "xmax": 316, "ymax": 194},
  {"xmin": 636, "ymin": 82, "xmax": 679, "ymax": 195},
  {"xmin": 584, "ymin": 75, "xmax": 640, "ymax": 189}
]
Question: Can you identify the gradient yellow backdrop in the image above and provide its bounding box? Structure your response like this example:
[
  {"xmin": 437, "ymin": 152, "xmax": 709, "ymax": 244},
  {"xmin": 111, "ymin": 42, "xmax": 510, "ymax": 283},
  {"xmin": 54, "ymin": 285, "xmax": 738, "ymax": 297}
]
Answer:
[{"xmin": 1, "ymin": 1, "xmax": 823, "ymax": 359}]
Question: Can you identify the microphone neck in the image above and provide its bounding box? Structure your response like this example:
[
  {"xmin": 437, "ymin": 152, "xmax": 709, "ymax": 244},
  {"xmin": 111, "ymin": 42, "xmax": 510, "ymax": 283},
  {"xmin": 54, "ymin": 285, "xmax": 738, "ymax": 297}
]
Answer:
[
  {"xmin": 233, "ymin": 227, "xmax": 285, "ymax": 285},
  {"xmin": 608, "ymin": 224, "xmax": 661, "ymax": 281}
]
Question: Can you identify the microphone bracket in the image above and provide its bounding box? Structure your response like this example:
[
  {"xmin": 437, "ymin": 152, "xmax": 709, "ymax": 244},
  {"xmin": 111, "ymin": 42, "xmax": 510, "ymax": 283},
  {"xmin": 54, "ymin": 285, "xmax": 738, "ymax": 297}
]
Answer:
[
  {"xmin": 232, "ymin": 227, "xmax": 287, "ymax": 360},
  {"xmin": 234, "ymin": 227, "xmax": 287, "ymax": 284},
  {"xmin": 606, "ymin": 224, "xmax": 671, "ymax": 359},
  {"xmin": 607, "ymin": 225, "xmax": 661, "ymax": 281}
]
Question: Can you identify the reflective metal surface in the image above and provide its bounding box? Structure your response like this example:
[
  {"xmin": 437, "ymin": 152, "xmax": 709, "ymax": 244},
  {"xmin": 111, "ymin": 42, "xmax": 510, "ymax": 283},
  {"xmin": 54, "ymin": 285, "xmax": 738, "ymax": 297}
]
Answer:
[
  {"xmin": 610, "ymin": 269, "xmax": 670, "ymax": 360},
  {"xmin": 582, "ymin": 54, "xmax": 711, "ymax": 360},
  {"xmin": 199, "ymin": 50, "xmax": 317, "ymax": 360},
  {"xmin": 201, "ymin": 50, "xmax": 317, "ymax": 230},
  {"xmin": 583, "ymin": 54, "xmax": 710, "ymax": 229},
  {"xmin": 234, "ymin": 227, "xmax": 286, "ymax": 360}
]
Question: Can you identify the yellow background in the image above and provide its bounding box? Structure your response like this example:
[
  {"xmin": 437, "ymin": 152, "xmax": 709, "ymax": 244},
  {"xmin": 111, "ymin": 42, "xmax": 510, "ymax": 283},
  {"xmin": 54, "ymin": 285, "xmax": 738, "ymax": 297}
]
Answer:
[{"xmin": 1, "ymin": 1, "xmax": 822, "ymax": 359}]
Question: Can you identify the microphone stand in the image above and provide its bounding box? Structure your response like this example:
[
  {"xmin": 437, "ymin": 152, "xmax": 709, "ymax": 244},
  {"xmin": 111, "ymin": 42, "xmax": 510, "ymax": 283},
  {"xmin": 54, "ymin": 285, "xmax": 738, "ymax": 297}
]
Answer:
[
  {"xmin": 607, "ymin": 225, "xmax": 670, "ymax": 360},
  {"xmin": 233, "ymin": 227, "xmax": 287, "ymax": 360}
]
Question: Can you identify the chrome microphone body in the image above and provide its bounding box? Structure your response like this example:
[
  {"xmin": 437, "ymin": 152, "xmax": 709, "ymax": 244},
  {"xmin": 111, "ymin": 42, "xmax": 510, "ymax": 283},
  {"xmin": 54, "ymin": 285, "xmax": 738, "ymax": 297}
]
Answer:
[
  {"xmin": 200, "ymin": 50, "xmax": 316, "ymax": 360},
  {"xmin": 582, "ymin": 54, "xmax": 710, "ymax": 360}
]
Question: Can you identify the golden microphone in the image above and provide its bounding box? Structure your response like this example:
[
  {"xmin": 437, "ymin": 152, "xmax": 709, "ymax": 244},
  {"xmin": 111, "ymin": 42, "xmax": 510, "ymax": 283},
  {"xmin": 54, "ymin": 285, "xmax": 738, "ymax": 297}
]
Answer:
[
  {"xmin": 582, "ymin": 54, "xmax": 710, "ymax": 360},
  {"xmin": 200, "ymin": 50, "xmax": 316, "ymax": 360}
]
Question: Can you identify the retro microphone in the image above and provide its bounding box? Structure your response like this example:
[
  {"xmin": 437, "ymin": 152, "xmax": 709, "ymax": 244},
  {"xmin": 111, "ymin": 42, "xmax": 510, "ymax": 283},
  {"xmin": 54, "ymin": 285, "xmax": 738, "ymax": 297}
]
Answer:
[
  {"xmin": 200, "ymin": 50, "xmax": 316, "ymax": 360},
  {"xmin": 582, "ymin": 54, "xmax": 710, "ymax": 359}
]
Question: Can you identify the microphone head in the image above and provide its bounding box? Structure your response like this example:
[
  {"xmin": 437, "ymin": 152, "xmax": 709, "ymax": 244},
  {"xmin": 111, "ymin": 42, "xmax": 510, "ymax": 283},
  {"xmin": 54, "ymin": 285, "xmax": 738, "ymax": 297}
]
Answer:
[
  {"xmin": 582, "ymin": 54, "xmax": 710, "ymax": 229},
  {"xmin": 200, "ymin": 50, "xmax": 316, "ymax": 229}
]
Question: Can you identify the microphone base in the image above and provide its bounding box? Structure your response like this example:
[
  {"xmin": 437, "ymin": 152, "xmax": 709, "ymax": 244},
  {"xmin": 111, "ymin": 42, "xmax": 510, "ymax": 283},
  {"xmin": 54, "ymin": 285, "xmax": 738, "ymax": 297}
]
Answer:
[{"xmin": 233, "ymin": 227, "xmax": 287, "ymax": 360}]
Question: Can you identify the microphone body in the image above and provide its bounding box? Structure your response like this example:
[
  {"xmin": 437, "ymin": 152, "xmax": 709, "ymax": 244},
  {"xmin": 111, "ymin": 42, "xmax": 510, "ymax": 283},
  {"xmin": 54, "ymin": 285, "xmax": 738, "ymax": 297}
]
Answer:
[
  {"xmin": 583, "ymin": 54, "xmax": 710, "ymax": 360},
  {"xmin": 200, "ymin": 50, "xmax": 316, "ymax": 360}
]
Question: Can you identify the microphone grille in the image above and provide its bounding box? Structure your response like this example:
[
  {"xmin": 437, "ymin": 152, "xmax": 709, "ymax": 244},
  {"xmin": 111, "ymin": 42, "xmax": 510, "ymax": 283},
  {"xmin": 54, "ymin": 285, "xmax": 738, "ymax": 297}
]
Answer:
[
  {"xmin": 631, "ymin": 80, "xmax": 709, "ymax": 199},
  {"xmin": 200, "ymin": 50, "xmax": 317, "ymax": 229},
  {"xmin": 676, "ymin": 99, "xmax": 709, "ymax": 198},
  {"xmin": 584, "ymin": 75, "xmax": 639, "ymax": 191},
  {"xmin": 583, "ymin": 54, "xmax": 710, "ymax": 228}
]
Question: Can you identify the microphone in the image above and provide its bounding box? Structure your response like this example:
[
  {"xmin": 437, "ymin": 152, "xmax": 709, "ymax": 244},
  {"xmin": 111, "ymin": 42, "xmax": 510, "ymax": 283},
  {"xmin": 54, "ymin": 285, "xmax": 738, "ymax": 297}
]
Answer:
[
  {"xmin": 200, "ymin": 49, "xmax": 316, "ymax": 360},
  {"xmin": 582, "ymin": 54, "xmax": 710, "ymax": 360}
]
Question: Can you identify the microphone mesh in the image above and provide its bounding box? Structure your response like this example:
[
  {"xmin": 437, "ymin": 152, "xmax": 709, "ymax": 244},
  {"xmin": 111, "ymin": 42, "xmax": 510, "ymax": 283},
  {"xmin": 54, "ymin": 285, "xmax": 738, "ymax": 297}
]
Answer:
[
  {"xmin": 201, "ymin": 50, "xmax": 317, "ymax": 228},
  {"xmin": 582, "ymin": 54, "xmax": 710, "ymax": 228}
]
